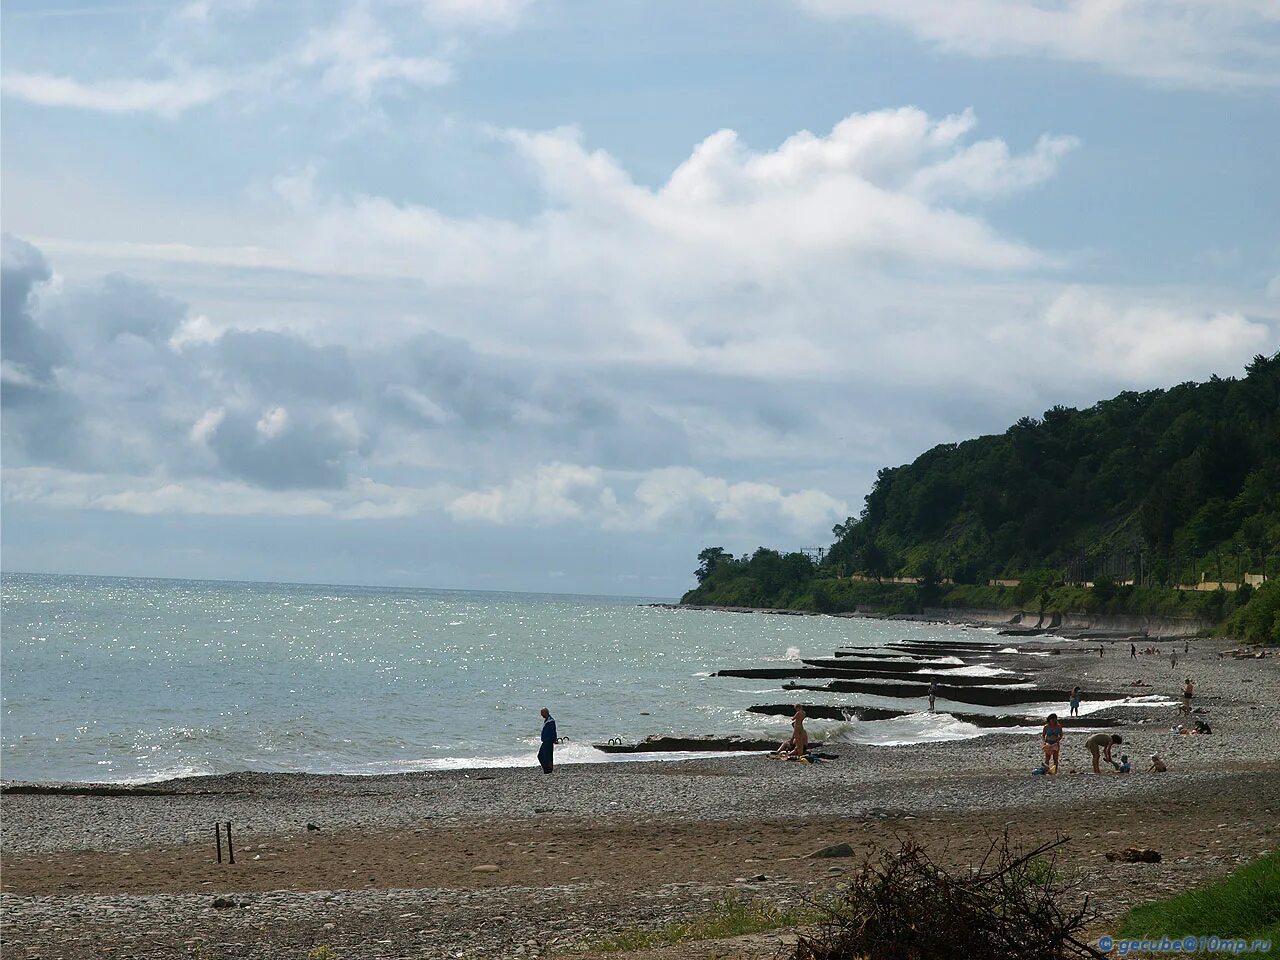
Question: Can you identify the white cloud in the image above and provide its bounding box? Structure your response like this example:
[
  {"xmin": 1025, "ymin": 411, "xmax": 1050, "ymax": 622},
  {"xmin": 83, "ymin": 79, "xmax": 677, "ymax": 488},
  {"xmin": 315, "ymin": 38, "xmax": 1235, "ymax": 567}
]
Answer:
[
  {"xmin": 0, "ymin": 71, "xmax": 231, "ymax": 118},
  {"xmin": 255, "ymin": 405, "xmax": 290, "ymax": 439},
  {"xmin": 626, "ymin": 467, "xmax": 848, "ymax": 532},
  {"xmin": 795, "ymin": 0, "xmax": 1280, "ymax": 89},
  {"xmin": 419, "ymin": 0, "xmax": 532, "ymax": 29},
  {"xmin": 248, "ymin": 107, "xmax": 1062, "ymax": 304},
  {"xmin": 1, "ymin": 467, "xmax": 453, "ymax": 520},
  {"xmin": 449, "ymin": 462, "xmax": 607, "ymax": 524},
  {"xmin": 447, "ymin": 463, "xmax": 848, "ymax": 535},
  {"xmin": 2, "ymin": 0, "xmax": 501, "ymax": 116},
  {"xmin": 189, "ymin": 407, "xmax": 226, "ymax": 444},
  {"xmin": 297, "ymin": 3, "xmax": 453, "ymax": 102},
  {"xmin": 1, "ymin": 467, "xmax": 334, "ymax": 517},
  {"xmin": 1038, "ymin": 286, "xmax": 1273, "ymax": 380}
]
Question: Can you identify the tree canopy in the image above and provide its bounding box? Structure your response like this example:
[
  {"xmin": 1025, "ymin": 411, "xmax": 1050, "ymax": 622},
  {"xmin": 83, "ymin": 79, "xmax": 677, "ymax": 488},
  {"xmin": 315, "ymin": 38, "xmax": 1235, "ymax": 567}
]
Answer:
[{"xmin": 683, "ymin": 353, "xmax": 1280, "ymax": 642}]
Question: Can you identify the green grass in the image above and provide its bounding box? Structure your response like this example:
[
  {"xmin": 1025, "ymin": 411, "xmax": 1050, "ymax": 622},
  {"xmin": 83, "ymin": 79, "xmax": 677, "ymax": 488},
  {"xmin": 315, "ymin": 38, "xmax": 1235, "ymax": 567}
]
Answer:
[
  {"xmin": 1118, "ymin": 851, "xmax": 1280, "ymax": 947},
  {"xmin": 589, "ymin": 897, "xmax": 820, "ymax": 953}
]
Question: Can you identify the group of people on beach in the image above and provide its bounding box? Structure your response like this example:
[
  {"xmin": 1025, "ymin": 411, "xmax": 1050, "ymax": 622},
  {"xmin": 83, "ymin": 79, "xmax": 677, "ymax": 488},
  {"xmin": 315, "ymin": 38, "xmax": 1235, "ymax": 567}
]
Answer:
[
  {"xmin": 1038, "ymin": 668, "xmax": 1197, "ymax": 776},
  {"xmin": 1039, "ymin": 719, "xmax": 1147, "ymax": 774}
]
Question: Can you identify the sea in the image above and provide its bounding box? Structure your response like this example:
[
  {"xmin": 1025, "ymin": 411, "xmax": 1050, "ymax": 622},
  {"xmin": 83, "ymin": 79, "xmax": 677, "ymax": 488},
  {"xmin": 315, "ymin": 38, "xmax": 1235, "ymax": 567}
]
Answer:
[{"xmin": 0, "ymin": 572, "xmax": 1099, "ymax": 784}]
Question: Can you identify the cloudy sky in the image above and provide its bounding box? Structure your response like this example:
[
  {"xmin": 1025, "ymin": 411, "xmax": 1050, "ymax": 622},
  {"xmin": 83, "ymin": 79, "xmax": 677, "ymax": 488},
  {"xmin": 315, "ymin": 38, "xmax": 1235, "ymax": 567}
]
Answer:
[{"xmin": 2, "ymin": 0, "xmax": 1278, "ymax": 596}]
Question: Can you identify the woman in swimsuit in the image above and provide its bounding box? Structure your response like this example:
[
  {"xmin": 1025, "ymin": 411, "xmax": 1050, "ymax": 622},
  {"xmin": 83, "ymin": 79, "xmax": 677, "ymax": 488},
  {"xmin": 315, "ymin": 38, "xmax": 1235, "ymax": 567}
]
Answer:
[
  {"xmin": 790, "ymin": 704, "xmax": 809, "ymax": 758},
  {"xmin": 1041, "ymin": 712, "xmax": 1064, "ymax": 773},
  {"xmin": 1069, "ymin": 686, "xmax": 1081, "ymax": 717}
]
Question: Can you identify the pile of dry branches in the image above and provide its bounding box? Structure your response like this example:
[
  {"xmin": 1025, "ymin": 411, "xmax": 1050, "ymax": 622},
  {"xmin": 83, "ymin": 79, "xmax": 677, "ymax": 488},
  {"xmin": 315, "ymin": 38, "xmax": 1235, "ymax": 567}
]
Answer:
[{"xmin": 794, "ymin": 834, "xmax": 1106, "ymax": 960}]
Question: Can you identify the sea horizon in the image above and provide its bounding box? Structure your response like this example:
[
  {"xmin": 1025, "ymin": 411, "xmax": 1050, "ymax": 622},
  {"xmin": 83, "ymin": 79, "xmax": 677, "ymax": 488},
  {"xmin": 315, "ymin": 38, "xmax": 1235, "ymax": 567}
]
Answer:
[{"xmin": 0, "ymin": 569, "xmax": 680, "ymax": 606}]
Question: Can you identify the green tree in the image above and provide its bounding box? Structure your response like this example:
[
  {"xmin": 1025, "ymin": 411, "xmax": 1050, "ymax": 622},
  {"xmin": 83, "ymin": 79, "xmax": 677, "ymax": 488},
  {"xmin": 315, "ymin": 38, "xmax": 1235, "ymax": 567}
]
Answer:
[{"xmin": 694, "ymin": 547, "xmax": 733, "ymax": 585}]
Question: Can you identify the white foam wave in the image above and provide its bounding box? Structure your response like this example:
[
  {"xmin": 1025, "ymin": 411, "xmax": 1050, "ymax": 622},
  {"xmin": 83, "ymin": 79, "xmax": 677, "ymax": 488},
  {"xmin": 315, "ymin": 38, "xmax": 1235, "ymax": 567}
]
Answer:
[
  {"xmin": 1017, "ymin": 694, "xmax": 1177, "ymax": 719},
  {"xmin": 824, "ymin": 711, "xmax": 986, "ymax": 747},
  {"xmin": 914, "ymin": 664, "xmax": 1015, "ymax": 677}
]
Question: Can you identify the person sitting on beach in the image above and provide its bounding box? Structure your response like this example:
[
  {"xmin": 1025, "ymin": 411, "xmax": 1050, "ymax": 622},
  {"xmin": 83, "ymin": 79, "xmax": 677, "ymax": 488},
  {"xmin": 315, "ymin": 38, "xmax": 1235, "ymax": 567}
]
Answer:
[
  {"xmin": 1148, "ymin": 754, "xmax": 1167, "ymax": 773},
  {"xmin": 1085, "ymin": 732, "xmax": 1122, "ymax": 773},
  {"xmin": 1069, "ymin": 686, "xmax": 1082, "ymax": 717},
  {"xmin": 1041, "ymin": 713, "xmax": 1064, "ymax": 774},
  {"xmin": 1117, "ymin": 754, "xmax": 1131, "ymax": 773},
  {"xmin": 788, "ymin": 705, "xmax": 809, "ymax": 758}
]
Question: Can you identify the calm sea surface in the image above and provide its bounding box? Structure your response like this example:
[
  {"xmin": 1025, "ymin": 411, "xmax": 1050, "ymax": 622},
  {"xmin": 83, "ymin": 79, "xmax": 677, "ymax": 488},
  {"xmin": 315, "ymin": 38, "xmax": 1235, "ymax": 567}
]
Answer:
[{"xmin": 2, "ymin": 573, "xmax": 1017, "ymax": 783}]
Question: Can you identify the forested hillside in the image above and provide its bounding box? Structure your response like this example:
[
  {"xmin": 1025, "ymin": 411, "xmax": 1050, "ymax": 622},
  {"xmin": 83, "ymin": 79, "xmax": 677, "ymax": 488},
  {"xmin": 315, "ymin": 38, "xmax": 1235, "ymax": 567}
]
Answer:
[{"xmin": 683, "ymin": 353, "xmax": 1280, "ymax": 643}]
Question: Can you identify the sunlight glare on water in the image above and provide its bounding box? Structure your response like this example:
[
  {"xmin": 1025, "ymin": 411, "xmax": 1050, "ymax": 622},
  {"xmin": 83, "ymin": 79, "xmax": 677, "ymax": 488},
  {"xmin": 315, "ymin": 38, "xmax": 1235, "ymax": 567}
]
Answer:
[{"xmin": 2, "ymin": 573, "xmax": 1011, "ymax": 782}]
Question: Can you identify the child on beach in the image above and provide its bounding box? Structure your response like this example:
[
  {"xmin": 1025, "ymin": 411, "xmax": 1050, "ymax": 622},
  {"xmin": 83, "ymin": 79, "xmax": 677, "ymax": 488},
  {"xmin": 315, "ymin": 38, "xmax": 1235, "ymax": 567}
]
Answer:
[
  {"xmin": 1041, "ymin": 713, "xmax": 1064, "ymax": 774},
  {"xmin": 1085, "ymin": 732, "xmax": 1122, "ymax": 773},
  {"xmin": 1149, "ymin": 754, "xmax": 1167, "ymax": 773}
]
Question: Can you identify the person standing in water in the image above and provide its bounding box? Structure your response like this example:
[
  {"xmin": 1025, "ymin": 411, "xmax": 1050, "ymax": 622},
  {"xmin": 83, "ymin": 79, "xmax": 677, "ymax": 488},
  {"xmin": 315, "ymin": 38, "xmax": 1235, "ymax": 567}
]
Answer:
[
  {"xmin": 1069, "ymin": 686, "xmax": 1082, "ymax": 717},
  {"xmin": 928, "ymin": 677, "xmax": 938, "ymax": 712},
  {"xmin": 538, "ymin": 707, "xmax": 558, "ymax": 774}
]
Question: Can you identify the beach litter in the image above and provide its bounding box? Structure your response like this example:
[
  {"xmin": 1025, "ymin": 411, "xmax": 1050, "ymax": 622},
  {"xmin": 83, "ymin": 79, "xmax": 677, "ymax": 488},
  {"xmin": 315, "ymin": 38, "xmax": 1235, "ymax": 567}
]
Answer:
[{"xmin": 1105, "ymin": 848, "xmax": 1161, "ymax": 863}]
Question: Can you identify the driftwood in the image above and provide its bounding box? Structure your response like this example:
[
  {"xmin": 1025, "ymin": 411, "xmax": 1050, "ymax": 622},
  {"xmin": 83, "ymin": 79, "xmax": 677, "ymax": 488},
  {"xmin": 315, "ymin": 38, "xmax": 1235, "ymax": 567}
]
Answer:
[{"xmin": 795, "ymin": 833, "xmax": 1106, "ymax": 960}]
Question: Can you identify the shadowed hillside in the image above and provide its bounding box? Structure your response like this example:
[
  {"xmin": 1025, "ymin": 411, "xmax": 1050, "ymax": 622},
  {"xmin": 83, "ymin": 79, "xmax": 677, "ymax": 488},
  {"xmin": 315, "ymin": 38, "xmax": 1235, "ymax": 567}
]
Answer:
[{"xmin": 684, "ymin": 353, "xmax": 1280, "ymax": 642}]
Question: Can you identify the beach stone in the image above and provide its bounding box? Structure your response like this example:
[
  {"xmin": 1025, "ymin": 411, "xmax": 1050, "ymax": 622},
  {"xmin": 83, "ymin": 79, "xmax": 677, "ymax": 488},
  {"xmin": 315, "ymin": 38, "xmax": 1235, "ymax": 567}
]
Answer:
[
  {"xmin": 808, "ymin": 842, "xmax": 855, "ymax": 858},
  {"xmin": 472, "ymin": 864, "xmax": 500, "ymax": 873}
]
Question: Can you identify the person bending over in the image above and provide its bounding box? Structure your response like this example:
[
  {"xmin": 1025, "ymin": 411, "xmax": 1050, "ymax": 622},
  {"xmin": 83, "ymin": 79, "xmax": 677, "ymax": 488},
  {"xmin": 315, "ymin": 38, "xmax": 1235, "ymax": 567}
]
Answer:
[{"xmin": 1085, "ymin": 732, "xmax": 1122, "ymax": 773}]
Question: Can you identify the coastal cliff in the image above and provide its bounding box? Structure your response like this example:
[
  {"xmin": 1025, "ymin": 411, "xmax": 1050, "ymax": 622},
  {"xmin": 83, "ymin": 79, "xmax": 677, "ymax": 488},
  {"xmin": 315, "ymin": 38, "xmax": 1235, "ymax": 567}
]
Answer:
[{"xmin": 682, "ymin": 353, "xmax": 1280, "ymax": 644}]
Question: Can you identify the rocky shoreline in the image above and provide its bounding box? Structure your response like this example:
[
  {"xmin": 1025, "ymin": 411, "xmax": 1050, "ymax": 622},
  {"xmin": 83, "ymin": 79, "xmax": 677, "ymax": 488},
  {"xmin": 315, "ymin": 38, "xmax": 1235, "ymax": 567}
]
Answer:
[
  {"xmin": 655, "ymin": 602, "xmax": 1214, "ymax": 637},
  {"xmin": 3, "ymin": 633, "xmax": 1276, "ymax": 959}
]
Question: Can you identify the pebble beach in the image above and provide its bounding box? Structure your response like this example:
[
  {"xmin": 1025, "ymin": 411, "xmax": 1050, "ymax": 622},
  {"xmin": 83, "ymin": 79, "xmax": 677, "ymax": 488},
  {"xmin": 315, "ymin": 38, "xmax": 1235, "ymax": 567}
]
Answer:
[{"xmin": 3, "ymin": 631, "xmax": 1278, "ymax": 959}]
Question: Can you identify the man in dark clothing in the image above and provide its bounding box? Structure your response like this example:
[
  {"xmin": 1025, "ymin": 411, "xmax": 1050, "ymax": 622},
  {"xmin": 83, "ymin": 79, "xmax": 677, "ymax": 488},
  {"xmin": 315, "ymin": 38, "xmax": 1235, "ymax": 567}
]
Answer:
[
  {"xmin": 1130, "ymin": 643, "xmax": 1137, "ymax": 659},
  {"xmin": 538, "ymin": 707, "xmax": 557, "ymax": 774}
]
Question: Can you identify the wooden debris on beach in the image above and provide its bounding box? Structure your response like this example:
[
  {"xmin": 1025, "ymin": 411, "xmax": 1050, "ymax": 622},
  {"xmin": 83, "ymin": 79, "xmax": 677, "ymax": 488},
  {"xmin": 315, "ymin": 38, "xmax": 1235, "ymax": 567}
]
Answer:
[
  {"xmin": 795, "ymin": 833, "xmax": 1106, "ymax": 960},
  {"xmin": 1105, "ymin": 848, "xmax": 1161, "ymax": 863}
]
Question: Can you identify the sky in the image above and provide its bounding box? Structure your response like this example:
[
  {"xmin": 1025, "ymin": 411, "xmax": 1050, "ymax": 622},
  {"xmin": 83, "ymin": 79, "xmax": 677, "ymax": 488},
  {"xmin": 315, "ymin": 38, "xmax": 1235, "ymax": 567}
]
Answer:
[{"xmin": 2, "ymin": 0, "xmax": 1278, "ymax": 597}]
